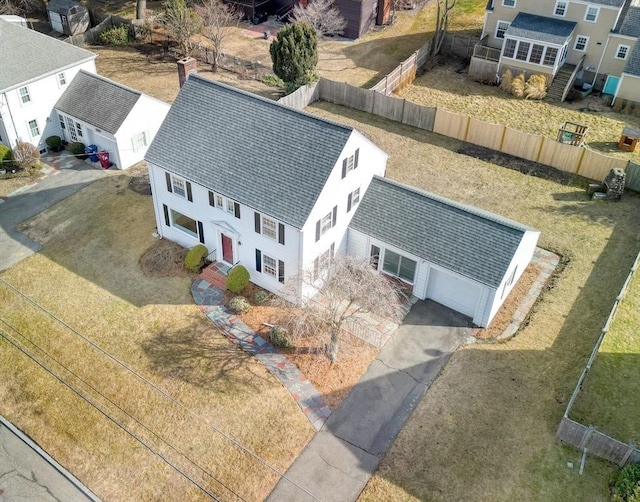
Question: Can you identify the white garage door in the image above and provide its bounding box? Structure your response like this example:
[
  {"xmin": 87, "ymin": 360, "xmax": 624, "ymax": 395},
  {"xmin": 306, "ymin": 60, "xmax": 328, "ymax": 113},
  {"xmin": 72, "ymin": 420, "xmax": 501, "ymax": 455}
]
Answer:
[{"xmin": 426, "ymin": 268, "xmax": 481, "ymax": 318}]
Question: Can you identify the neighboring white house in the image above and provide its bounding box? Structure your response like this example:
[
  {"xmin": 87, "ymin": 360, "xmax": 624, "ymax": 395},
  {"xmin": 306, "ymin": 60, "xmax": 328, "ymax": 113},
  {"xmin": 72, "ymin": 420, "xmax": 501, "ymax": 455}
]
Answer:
[
  {"xmin": 348, "ymin": 176, "xmax": 540, "ymax": 327},
  {"xmin": 0, "ymin": 19, "xmax": 97, "ymax": 151},
  {"xmin": 145, "ymin": 75, "xmax": 388, "ymax": 297},
  {"xmin": 55, "ymin": 71, "xmax": 170, "ymax": 169},
  {"xmin": 145, "ymin": 75, "xmax": 541, "ymax": 327}
]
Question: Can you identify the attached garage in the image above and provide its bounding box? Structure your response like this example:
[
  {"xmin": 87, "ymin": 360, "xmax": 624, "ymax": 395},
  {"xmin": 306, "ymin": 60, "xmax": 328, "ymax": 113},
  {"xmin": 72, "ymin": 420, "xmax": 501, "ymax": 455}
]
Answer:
[
  {"xmin": 425, "ymin": 268, "xmax": 481, "ymax": 319},
  {"xmin": 348, "ymin": 176, "xmax": 541, "ymax": 327}
]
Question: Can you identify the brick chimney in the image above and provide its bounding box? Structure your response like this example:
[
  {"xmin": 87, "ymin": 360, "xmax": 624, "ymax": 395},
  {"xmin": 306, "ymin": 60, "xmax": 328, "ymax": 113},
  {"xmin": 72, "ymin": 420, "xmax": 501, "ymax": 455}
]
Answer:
[{"xmin": 177, "ymin": 57, "xmax": 198, "ymax": 88}]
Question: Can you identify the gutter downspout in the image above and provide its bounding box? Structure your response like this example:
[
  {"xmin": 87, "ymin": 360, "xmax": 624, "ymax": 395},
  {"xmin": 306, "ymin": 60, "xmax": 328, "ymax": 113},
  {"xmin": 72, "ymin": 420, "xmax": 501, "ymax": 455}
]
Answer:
[
  {"xmin": 592, "ymin": 34, "xmax": 611, "ymax": 87},
  {"xmin": 1, "ymin": 92, "xmax": 20, "ymax": 146}
]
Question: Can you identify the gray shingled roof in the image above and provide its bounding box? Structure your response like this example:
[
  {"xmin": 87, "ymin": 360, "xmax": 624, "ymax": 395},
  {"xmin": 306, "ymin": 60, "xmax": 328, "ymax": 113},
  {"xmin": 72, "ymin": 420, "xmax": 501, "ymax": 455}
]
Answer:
[
  {"xmin": 55, "ymin": 71, "xmax": 141, "ymax": 134},
  {"xmin": 618, "ymin": 6, "xmax": 640, "ymax": 37},
  {"xmin": 589, "ymin": 0, "xmax": 626, "ymax": 6},
  {"xmin": 350, "ymin": 176, "xmax": 537, "ymax": 288},
  {"xmin": 0, "ymin": 19, "xmax": 95, "ymax": 92},
  {"xmin": 624, "ymin": 41, "xmax": 640, "ymax": 76},
  {"xmin": 505, "ymin": 13, "xmax": 576, "ymax": 45},
  {"xmin": 145, "ymin": 75, "xmax": 355, "ymax": 229}
]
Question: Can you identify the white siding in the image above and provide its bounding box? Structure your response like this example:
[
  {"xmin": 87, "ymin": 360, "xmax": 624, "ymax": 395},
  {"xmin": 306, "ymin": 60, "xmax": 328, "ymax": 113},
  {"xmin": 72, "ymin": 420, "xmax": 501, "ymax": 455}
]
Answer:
[
  {"xmin": 148, "ymin": 163, "xmax": 301, "ymax": 296},
  {"xmin": 114, "ymin": 95, "xmax": 170, "ymax": 169},
  {"xmin": 300, "ymin": 130, "xmax": 388, "ymax": 275},
  {"xmin": 0, "ymin": 60, "xmax": 96, "ymax": 150}
]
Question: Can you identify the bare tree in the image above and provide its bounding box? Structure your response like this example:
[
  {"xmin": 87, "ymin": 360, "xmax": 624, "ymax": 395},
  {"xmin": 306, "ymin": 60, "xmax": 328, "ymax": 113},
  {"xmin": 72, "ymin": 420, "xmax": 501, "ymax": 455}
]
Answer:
[
  {"xmin": 161, "ymin": 0, "xmax": 202, "ymax": 57},
  {"xmin": 431, "ymin": 0, "xmax": 457, "ymax": 56},
  {"xmin": 195, "ymin": 0, "xmax": 242, "ymax": 72},
  {"xmin": 291, "ymin": 0, "xmax": 347, "ymax": 37},
  {"xmin": 0, "ymin": 0, "xmax": 41, "ymax": 15},
  {"xmin": 136, "ymin": 0, "xmax": 146, "ymax": 20},
  {"xmin": 278, "ymin": 254, "xmax": 405, "ymax": 362}
]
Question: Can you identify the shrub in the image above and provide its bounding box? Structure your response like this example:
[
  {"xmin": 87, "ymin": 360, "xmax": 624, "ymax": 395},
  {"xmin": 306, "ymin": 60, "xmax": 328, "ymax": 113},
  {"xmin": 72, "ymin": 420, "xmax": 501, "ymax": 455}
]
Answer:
[
  {"xmin": 253, "ymin": 290, "xmax": 270, "ymax": 304},
  {"xmin": 499, "ymin": 69, "xmax": 513, "ymax": 93},
  {"xmin": 12, "ymin": 142, "xmax": 40, "ymax": 170},
  {"xmin": 226, "ymin": 264, "xmax": 250, "ymax": 293},
  {"xmin": 45, "ymin": 135, "xmax": 62, "ymax": 151},
  {"xmin": 229, "ymin": 296, "xmax": 250, "ymax": 314},
  {"xmin": 270, "ymin": 326, "xmax": 291, "ymax": 349},
  {"xmin": 100, "ymin": 24, "xmax": 132, "ymax": 46},
  {"xmin": 184, "ymin": 244, "xmax": 208, "ymax": 272},
  {"xmin": 68, "ymin": 142, "xmax": 86, "ymax": 155},
  {"xmin": 511, "ymin": 73, "xmax": 526, "ymax": 98},
  {"xmin": 0, "ymin": 144, "xmax": 12, "ymax": 169},
  {"xmin": 611, "ymin": 463, "xmax": 640, "ymax": 502},
  {"xmin": 524, "ymin": 74, "xmax": 547, "ymax": 100}
]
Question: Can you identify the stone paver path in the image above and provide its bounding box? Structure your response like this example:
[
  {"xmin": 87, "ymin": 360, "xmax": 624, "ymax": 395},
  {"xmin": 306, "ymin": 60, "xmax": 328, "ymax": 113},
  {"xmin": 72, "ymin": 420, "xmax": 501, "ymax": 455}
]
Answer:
[{"xmin": 191, "ymin": 278, "xmax": 331, "ymax": 430}]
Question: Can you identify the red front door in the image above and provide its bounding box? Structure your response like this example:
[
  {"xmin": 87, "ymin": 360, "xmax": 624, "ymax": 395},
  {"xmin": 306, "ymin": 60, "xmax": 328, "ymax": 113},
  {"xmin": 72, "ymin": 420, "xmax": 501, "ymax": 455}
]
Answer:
[{"xmin": 221, "ymin": 234, "xmax": 233, "ymax": 264}]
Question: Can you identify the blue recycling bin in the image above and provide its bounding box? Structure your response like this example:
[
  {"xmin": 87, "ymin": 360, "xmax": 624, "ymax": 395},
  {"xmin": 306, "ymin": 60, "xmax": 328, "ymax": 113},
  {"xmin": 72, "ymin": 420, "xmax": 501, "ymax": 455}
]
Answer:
[{"xmin": 86, "ymin": 144, "xmax": 98, "ymax": 162}]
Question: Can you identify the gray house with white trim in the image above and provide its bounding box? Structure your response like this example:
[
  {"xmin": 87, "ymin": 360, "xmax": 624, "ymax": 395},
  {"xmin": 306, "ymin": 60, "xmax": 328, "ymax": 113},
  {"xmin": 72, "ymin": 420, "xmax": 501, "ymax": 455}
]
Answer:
[
  {"xmin": 348, "ymin": 177, "xmax": 540, "ymax": 327},
  {"xmin": 146, "ymin": 76, "xmax": 540, "ymax": 327},
  {"xmin": 55, "ymin": 71, "xmax": 169, "ymax": 169}
]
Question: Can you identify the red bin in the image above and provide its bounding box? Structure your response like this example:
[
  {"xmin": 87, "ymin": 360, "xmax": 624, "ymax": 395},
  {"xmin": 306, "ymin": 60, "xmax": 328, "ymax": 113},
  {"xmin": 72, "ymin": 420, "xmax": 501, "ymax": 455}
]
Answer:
[{"xmin": 97, "ymin": 151, "xmax": 110, "ymax": 169}]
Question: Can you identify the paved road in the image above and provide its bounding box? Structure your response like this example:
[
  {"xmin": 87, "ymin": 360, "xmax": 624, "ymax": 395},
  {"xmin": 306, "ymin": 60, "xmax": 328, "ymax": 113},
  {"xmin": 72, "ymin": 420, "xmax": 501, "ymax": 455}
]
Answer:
[
  {"xmin": 0, "ymin": 416, "xmax": 100, "ymax": 501},
  {"xmin": 0, "ymin": 159, "xmax": 108, "ymax": 272},
  {"xmin": 267, "ymin": 300, "xmax": 473, "ymax": 502}
]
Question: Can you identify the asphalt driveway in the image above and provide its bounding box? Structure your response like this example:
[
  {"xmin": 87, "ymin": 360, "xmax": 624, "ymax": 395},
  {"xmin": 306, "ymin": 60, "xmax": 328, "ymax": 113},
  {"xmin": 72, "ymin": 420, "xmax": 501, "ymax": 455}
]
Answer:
[
  {"xmin": 0, "ymin": 154, "xmax": 108, "ymax": 272},
  {"xmin": 267, "ymin": 300, "xmax": 473, "ymax": 502}
]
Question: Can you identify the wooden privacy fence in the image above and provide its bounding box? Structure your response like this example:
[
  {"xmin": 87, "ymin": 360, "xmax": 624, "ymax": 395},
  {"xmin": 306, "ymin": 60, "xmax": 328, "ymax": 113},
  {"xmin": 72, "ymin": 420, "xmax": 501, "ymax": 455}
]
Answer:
[
  {"xmin": 371, "ymin": 38, "xmax": 433, "ymax": 95},
  {"xmin": 65, "ymin": 13, "xmax": 130, "ymax": 46},
  {"xmin": 439, "ymin": 32, "xmax": 480, "ymax": 58},
  {"xmin": 281, "ymin": 77, "xmax": 632, "ymax": 184},
  {"xmin": 556, "ymin": 251, "xmax": 640, "ymax": 466}
]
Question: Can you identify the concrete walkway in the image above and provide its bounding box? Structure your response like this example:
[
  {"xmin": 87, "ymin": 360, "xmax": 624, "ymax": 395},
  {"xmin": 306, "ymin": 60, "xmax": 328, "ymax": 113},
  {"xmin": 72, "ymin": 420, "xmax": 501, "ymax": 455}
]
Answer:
[
  {"xmin": 267, "ymin": 300, "xmax": 473, "ymax": 502},
  {"xmin": 0, "ymin": 151, "xmax": 109, "ymax": 272}
]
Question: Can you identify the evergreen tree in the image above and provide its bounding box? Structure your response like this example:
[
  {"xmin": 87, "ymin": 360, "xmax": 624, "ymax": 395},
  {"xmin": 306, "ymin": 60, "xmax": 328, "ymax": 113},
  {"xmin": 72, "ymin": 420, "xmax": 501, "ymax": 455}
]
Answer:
[{"xmin": 269, "ymin": 22, "xmax": 318, "ymax": 92}]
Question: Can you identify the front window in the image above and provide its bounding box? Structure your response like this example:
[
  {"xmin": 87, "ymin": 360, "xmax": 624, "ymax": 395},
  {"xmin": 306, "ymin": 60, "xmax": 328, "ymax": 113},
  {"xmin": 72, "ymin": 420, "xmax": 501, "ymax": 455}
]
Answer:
[
  {"xmin": 543, "ymin": 47, "xmax": 559, "ymax": 66},
  {"xmin": 226, "ymin": 199, "xmax": 235, "ymax": 214},
  {"xmin": 502, "ymin": 0, "xmax": 515, "ymax": 6},
  {"xmin": 19, "ymin": 86, "xmax": 30, "ymax": 104},
  {"xmin": 65, "ymin": 116, "xmax": 78, "ymax": 141},
  {"xmin": 585, "ymin": 6, "xmax": 598, "ymax": 22},
  {"xmin": 314, "ymin": 245, "xmax": 334, "ymax": 280},
  {"xmin": 76, "ymin": 122, "xmax": 83, "ymax": 138},
  {"xmin": 131, "ymin": 131, "xmax": 148, "ymax": 152},
  {"xmin": 263, "ymin": 254, "xmax": 277, "ymax": 278},
  {"xmin": 172, "ymin": 176, "xmax": 186, "ymax": 197},
  {"xmin": 503, "ymin": 39, "xmax": 517, "ymax": 58},
  {"xmin": 28, "ymin": 119, "xmax": 39, "ymax": 137},
  {"xmin": 574, "ymin": 36, "xmax": 588, "ymax": 52},
  {"xmin": 320, "ymin": 212, "xmax": 332, "ymax": 235},
  {"xmin": 351, "ymin": 187, "xmax": 360, "ymax": 206},
  {"xmin": 171, "ymin": 209, "xmax": 198, "ymax": 237},
  {"xmin": 495, "ymin": 21, "xmax": 509, "ymax": 39},
  {"xmin": 516, "ymin": 41, "xmax": 530, "ymax": 61},
  {"xmin": 58, "ymin": 72, "xmax": 66, "ymax": 86},
  {"xmin": 616, "ymin": 45, "xmax": 630, "ymax": 59},
  {"xmin": 530, "ymin": 44, "xmax": 544, "ymax": 64},
  {"xmin": 554, "ymin": 1, "xmax": 567, "ymax": 16},
  {"xmin": 58, "ymin": 115, "xmax": 66, "ymax": 130},
  {"xmin": 216, "ymin": 194, "xmax": 223, "ymax": 208},
  {"xmin": 382, "ymin": 249, "xmax": 417, "ymax": 283},
  {"xmin": 262, "ymin": 216, "xmax": 277, "ymax": 240}
]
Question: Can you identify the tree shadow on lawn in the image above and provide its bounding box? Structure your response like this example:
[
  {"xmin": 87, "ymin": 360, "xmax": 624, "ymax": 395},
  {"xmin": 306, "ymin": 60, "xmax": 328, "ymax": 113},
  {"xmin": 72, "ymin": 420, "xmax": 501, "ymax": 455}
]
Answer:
[{"xmin": 141, "ymin": 320, "xmax": 271, "ymax": 391}]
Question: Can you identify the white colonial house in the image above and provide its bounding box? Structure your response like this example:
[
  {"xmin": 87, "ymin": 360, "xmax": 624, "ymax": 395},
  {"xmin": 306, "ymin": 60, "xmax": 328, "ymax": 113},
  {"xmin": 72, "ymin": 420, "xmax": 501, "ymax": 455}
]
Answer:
[
  {"xmin": 55, "ymin": 71, "xmax": 170, "ymax": 169},
  {"xmin": 146, "ymin": 76, "xmax": 540, "ymax": 327},
  {"xmin": 0, "ymin": 19, "xmax": 96, "ymax": 151}
]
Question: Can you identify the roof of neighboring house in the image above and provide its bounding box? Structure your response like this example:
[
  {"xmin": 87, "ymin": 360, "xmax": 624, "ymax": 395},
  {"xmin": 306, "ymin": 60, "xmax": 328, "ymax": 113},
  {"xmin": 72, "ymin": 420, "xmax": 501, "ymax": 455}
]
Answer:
[
  {"xmin": 145, "ymin": 75, "xmax": 357, "ymax": 229},
  {"xmin": 586, "ymin": 0, "xmax": 627, "ymax": 6},
  {"xmin": 55, "ymin": 71, "xmax": 142, "ymax": 134},
  {"xmin": 617, "ymin": 6, "xmax": 640, "ymax": 37},
  {"xmin": 350, "ymin": 176, "xmax": 538, "ymax": 288},
  {"xmin": 0, "ymin": 19, "xmax": 95, "ymax": 92},
  {"xmin": 505, "ymin": 13, "xmax": 576, "ymax": 45},
  {"xmin": 623, "ymin": 41, "xmax": 640, "ymax": 76}
]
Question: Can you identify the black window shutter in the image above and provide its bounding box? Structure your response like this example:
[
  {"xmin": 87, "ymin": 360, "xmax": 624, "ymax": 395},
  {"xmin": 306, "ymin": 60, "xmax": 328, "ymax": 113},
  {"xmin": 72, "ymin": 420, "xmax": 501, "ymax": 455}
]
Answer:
[
  {"xmin": 313, "ymin": 257, "xmax": 319, "ymax": 280},
  {"xmin": 278, "ymin": 223, "xmax": 285, "ymax": 245},
  {"xmin": 186, "ymin": 182, "xmax": 193, "ymax": 202},
  {"xmin": 278, "ymin": 260, "xmax": 285, "ymax": 283},
  {"xmin": 315, "ymin": 220, "xmax": 321, "ymax": 242},
  {"xmin": 163, "ymin": 204, "xmax": 170, "ymax": 226},
  {"xmin": 354, "ymin": 148, "xmax": 359, "ymax": 168},
  {"xmin": 341, "ymin": 159, "xmax": 347, "ymax": 178},
  {"xmin": 347, "ymin": 193, "xmax": 352, "ymax": 212},
  {"xmin": 165, "ymin": 172, "xmax": 172, "ymax": 192},
  {"xmin": 254, "ymin": 212, "xmax": 261, "ymax": 233},
  {"xmin": 330, "ymin": 242, "xmax": 335, "ymax": 256},
  {"xmin": 255, "ymin": 249, "xmax": 262, "ymax": 272},
  {"xmin": 234, "ymin": 202, "xmax": 241, "ymax": 219},
  {"xmin": 332, "ymin": 206, "xmax": 337, "ymax": 227},
  {"xmin": 208, "ymin": 191, "xmax": 214, "ymax": 207},
  {"xmin": 197, "ymin": 221, "xmax": 204, "ymax": 243}
]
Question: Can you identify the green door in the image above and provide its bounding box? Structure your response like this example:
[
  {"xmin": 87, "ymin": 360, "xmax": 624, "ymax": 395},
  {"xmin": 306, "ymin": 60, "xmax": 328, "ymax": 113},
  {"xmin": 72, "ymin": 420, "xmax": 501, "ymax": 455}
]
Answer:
[{"xmin": 603, "ymin": 75, "xmax": 620, "ymax": 95}]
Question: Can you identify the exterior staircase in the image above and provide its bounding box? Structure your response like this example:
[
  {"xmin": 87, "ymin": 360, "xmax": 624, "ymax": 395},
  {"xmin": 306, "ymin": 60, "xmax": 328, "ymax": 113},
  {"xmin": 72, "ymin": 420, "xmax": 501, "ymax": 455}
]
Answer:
[
  {"xmin": 199, "ymin": 262, "xmax": 229, "ymax": 290},
  {"xmin": 547, "ymin": 63, "xmax": 577, "ymax": 102}
]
